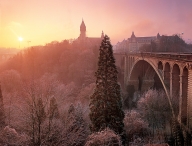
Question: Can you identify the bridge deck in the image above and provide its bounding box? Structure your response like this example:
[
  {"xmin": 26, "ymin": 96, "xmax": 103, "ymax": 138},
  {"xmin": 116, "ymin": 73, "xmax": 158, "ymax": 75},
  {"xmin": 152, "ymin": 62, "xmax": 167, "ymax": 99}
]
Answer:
[{"xmin": 115, "ymin": 52, "xmax": 192, "ymax": 62}]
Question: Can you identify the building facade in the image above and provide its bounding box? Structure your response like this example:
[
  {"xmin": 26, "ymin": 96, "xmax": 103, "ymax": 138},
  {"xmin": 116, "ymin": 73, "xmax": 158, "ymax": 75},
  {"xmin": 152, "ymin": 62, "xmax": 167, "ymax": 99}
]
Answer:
[{"xmin": 114, "ymin": 32, "xmax": 161, "ymax": 53}]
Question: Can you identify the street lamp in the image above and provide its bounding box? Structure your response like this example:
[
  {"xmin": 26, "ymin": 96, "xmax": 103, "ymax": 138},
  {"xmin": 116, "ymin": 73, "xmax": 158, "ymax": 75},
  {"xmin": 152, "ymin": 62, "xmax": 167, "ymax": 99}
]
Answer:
[{"xmin": 27, "ymin": 41, "xmax": 31, "ymax": 48}]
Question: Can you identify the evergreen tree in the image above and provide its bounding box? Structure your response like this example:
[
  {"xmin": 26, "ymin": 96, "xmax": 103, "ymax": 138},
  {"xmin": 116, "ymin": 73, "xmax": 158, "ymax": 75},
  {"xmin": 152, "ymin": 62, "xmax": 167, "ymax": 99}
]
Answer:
[
  {"xmin": 89, "ymin": 35, "xmax": 126, "ymax": 145},
  {"xmin": 0, "ymin": 85, "xmax": 5, "ymax": 128}
]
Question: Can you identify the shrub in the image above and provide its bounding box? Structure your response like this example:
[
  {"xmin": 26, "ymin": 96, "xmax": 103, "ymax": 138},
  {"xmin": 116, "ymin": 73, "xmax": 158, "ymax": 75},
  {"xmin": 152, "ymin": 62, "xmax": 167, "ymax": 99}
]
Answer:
[
  {"xmin": 0, "ymin": 126, "xmax": 30, "ymax": 145},
  {"xmin": 137, "ymin": 90, "xmax": 172, "ymax": 130},
  {"xmin": 124, "ymin": 110, "xmax": 149, "ymax": 141},
  {"xmin": 85, "ymin": 128, "xmax": 122, "ymax": 146}
]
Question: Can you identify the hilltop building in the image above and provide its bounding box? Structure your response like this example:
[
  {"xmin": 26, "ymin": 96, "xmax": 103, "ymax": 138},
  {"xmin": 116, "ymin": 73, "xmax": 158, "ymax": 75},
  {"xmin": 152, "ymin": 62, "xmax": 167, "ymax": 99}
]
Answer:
[
  {"xmin": 114, "ymin": 32, "xmax": 161, "ymax": 52},
  {"xmin": 73, "ymin": 19, "xmax": 104, "ymax": 49}
]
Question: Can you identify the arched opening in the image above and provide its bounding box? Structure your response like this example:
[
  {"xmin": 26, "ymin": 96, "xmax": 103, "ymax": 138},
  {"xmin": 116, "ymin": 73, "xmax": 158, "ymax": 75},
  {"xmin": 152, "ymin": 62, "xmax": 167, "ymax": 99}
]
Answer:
[
  {"xmin": 172, "ymin": 64, "xmax": 180, "ymax": 116},
  {"xmin": 158, "ymin": 61, "xmax": 163, "ymax": 70},
  {"xmin": 172, "ymin": 64, "xmax": 180, "ymax": 97},
  {"xmin": 153, "ymin": 74, "xmax": 164, "ymax": 90},
  {"xmin": 181, "ymin": 67, "xmax": 188, "ymax": 125},
  {"xmin": 129, "ymin": 60, "xmax": 150, "ymax": 91},
  {"xmin": 164, "ymin": 62, "xmax": 170, "ymax": 88},
  {"xmin": 127, "ymin": 60, "xmax": 166, "ymax": 109},
  {"xmin": 121, "ymin": 56, "xmax": 125, "ymax": 69},
  {"xmin": 129, "ymin": 60, "xmax": 165, "ymax": 92}
]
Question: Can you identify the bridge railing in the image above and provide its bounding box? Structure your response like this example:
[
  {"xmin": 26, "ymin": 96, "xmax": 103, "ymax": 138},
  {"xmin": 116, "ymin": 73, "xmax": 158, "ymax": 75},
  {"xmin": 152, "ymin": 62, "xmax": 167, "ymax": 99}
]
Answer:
[{"xmin": 114, "ymin": 52, "xmax": 192, "ymax": 62}]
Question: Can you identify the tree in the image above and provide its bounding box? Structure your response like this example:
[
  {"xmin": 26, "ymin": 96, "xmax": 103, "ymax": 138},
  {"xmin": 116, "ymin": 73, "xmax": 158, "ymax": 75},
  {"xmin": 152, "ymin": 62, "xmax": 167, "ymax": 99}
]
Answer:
[
  {"xmin": 0, "ymin": 85, "xmax": 5, "ymax": 128},
  {"xmin": 63, "ymin": 104, "xmax": 88, "ymax": 146},
  {"xmin": 0, "ymin": 126, "xmax": 30, "ymax": 145},
  {"xmin": 48, "ymin": 97, "xmax": 60, "ymax": 133},
  {"xmin": 85, "ymin": 128, "xmax": 122, "ymax": 146},
  {"xmin": 20, "ymin": 80, "xmax": 50, "ymax": 145},
  {"xmin": 48, "ymin": 97, "xmax": 60, "ymax": 120},
  {"xmin": 137, "ymin": 90, "xmax": 172, "ymax": 133},
  {"xmin": 124, "ymin": 110, "xmax": 149, "ymax": 142},
  {"xmin": 89, "ymin": 35, "xmax": 126, "ymax": 145},
  {"xmin": 36, "ymin": 97, "xmax": 46, "ymax": 145}
]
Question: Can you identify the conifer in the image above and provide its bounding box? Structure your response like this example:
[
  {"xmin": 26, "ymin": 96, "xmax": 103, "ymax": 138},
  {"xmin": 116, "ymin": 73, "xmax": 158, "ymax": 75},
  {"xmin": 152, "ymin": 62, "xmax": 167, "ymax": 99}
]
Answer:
[{"xmin": 89, "ymin": 35, "xmax": 126, "ymax": 145}]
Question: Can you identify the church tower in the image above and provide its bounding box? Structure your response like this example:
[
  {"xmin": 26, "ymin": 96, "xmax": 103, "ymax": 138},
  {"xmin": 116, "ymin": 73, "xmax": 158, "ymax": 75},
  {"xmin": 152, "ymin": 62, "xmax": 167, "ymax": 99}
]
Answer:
[
  {"xmin": 101, "ymin": 31, "xmax": 104, "ymax": 39},
  {"xmin": 80, "ymin": 19, "xmax": 86, "ymax": 38}
]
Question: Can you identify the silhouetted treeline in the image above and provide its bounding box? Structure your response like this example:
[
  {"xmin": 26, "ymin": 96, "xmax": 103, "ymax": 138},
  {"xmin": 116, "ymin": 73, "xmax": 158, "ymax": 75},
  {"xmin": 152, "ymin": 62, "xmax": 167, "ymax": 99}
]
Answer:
[
  {"xmin": 139, "ymin": 35, "xmax": 192, "ymax": 52},
  {"xmin": 0, "ymin": 40, "xmax": 99, "ymax": 87}
]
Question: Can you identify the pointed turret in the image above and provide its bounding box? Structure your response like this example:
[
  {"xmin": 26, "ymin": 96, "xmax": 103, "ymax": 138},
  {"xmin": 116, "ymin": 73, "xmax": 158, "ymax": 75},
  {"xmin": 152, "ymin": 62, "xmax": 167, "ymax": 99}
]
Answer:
[
  {"xmin": 131, "ymin": 31, "xmax": 136, "ymax": 38},
  {"xmin": 80, "ymin": 19, "xmax": 86, "ymax": 32},
  {"xmin": 101, "ymin": 31, "xmax": 104, "ymax": 39},
  {"xmin": 79, "ymin": 19, "xmax": 86, "ymax": 38}
]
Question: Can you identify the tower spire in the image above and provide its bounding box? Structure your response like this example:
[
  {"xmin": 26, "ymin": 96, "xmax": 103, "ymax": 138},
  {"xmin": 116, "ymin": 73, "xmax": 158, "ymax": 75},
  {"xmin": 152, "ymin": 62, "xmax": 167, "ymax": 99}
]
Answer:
[
  {"xmin": 101, "ymin": 30, "xmax": 104, "ymax": 38},
  {"xmin": 80, "ymin": 19, "xmax": 86, "ymax": 38}
]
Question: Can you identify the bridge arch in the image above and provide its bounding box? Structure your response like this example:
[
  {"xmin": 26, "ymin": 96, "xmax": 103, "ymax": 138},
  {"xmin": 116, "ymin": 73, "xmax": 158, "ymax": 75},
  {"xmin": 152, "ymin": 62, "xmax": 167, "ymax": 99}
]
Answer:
[
  {"xmin": 127, "ymin": 58, "xmax": 174, "ymax": 114},
  {"xmin": 114, "ymin": 53, "xmax": 192, "ymax": 127},
  {"xmin": 164, "ymin": 62, "xmax": 171, "ymax": 88},
  {"xmin": 172, "ymin": 64, "xmax": 180, "ymax": 97}
]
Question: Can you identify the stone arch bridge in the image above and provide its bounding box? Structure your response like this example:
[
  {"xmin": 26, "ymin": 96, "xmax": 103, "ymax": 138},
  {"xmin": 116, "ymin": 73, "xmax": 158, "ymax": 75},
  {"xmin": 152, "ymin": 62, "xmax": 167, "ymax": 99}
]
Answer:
[{"xmin": 114, "ymin": 52, "xmax": 192, "ymax": 129}]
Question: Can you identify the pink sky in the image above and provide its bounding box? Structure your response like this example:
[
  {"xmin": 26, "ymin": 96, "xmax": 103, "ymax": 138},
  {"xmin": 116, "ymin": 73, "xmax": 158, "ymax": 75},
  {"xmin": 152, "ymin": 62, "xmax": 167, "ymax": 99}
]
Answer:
[{"xmin": 0, "ymin": 0, "xmax": 192, "ymax": 48}]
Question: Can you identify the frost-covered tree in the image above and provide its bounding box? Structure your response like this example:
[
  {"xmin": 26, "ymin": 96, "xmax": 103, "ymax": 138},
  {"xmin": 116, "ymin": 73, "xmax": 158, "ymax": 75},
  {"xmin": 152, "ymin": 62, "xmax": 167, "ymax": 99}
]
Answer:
[
  {"xmin": 0, "ymin": 85, "xmax": 5, "ymax": 128},
  {"xmin": 36, "ymin": 97, "xmax": 46, "ymax": 145},
  {"xmin": 49, "ymin": 97, "xmax": 60, "ymax": 120},
  {"xmin": 21, "ymin": 81, "xmax": 48, "ymax": 145},
  {"xmin": 85, "ymin": 128, "xmax": 122, "ymax": 146},
  {"xmin": 124, "ymin": 110, "xmax": 149, "ymax": 141},
  {"xmin": 137, "ymin": 90, "xmax": 173, "ymax": 131},
  {"xmin": 63, "ymin": 104, "xmax": 88, "ymax": 146},
  {"xmin": 89, "ymin": 35, "xmax": 126, "ymax": 145},
  {"xmin": 0, "ymin": 126, "xmax": 30, "ymax": 145}
]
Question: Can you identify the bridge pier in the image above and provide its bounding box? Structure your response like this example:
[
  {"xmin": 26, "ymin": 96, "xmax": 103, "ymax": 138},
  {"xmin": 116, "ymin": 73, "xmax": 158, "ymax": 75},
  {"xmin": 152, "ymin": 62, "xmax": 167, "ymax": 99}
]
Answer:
[
  {"xmin": 124, "ymin": 55, "xmax": 128, "ymax": 89},
  {"xmin": 170, "ymin": 71, "xmax": 173, "ymax": 98},
  {"xmin": 179, "ymin": 75, "xmax": 183, "ymax": 124},
  {"xmin": 187, "ymin": 69, "xmax": 192, "ymax": 128}
]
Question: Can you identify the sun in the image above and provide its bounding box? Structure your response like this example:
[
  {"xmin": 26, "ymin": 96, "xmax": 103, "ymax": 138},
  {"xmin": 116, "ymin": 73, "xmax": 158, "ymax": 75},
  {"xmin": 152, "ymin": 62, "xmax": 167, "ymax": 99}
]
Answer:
[{"xmin": 18, "ymin": 37, "xmax": 23, "ymax": 42}]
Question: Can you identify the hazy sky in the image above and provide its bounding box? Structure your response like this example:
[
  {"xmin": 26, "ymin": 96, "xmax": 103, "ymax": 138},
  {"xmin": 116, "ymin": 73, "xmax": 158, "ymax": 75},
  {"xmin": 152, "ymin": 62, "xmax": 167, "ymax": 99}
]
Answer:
[{"xmin": 0, "ymin": 0, "xmax": 192, "ymax": 48}]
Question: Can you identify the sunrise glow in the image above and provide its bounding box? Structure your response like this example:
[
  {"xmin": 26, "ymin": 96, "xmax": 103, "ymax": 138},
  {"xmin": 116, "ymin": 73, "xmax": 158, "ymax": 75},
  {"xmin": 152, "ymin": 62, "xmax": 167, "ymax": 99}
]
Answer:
[
  {"xmin": 0, "ymin": 0, "xmax": 192, "ymax": 48},
  {"xmin": 18, "ymin": 37, "xmax": 23, "ymax": 42}
]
